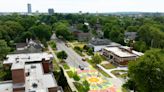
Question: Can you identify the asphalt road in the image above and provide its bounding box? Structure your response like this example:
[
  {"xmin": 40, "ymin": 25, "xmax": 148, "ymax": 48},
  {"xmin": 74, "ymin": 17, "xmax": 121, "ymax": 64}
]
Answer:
[{"xmin": 52, "ymin": 34, "xmax": 89, "ymax": 69}]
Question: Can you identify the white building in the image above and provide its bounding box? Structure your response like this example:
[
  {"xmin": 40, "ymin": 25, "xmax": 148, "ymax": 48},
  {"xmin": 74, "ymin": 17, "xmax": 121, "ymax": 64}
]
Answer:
[
  {"xmin": 89, "ymin": 38, "xmax": 120, "ymax": 52},
  {"xmin": 0, "ymin": 52, "xmax": 63, "ymax": 92},
  {"xmin": 102, "ymin": 46, "xmax": 143, "ymax": 65}
]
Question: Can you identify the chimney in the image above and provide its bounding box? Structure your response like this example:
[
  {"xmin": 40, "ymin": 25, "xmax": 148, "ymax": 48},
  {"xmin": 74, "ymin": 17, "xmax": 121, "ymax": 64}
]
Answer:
[{"xmin": 42, "ymin": 58, "xmax": 50, "ymax": 73}]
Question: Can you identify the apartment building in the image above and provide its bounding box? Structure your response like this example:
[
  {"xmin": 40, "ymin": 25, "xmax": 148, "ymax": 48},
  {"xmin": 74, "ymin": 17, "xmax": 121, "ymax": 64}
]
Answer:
[{"xmin": 0, "ymin": 52, "xmax": 63, "ymax": 92}]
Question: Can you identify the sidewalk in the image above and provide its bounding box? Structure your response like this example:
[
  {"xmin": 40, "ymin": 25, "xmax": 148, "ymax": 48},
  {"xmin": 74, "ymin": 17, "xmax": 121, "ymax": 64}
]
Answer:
[{"xmin": 48, "ymin": 45, "xmax": 78, "ymax": 92}]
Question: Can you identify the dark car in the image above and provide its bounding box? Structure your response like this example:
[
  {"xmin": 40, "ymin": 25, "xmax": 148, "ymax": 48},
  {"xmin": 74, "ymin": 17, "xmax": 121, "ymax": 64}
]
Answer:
[
  {"xmin": 79, "ymin": 65, "xmax": 84, "ymax": 70},
  {"xmin": 82, "ymin": 58, "xmax": 86, "ymax": 61}
]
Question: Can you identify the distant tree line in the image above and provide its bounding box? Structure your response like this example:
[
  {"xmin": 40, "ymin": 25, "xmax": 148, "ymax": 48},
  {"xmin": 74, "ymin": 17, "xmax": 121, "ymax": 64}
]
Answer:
[{"xmin": 0, "ymin": 13, "xmax": 164, "ymax": 59}]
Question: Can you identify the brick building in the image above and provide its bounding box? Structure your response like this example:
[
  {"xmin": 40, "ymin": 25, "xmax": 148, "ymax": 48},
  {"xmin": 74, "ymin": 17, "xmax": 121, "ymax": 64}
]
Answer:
[
  {"xmin": 102, "ymin": 46, "xmax": 144, "ymax": 65},
  {"xmin": 0, "ymin": 52, "xmax": 63, "ymax": 92}
]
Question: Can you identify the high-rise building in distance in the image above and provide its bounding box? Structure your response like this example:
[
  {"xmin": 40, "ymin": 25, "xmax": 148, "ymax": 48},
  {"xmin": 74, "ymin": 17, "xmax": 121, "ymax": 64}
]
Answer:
[
  {"xmin": 48, "ymin": 8, "xmax": 54, "ymax": 15},
  {"xmin": 27, "ymin": 3, "xmax": 32, "ymax": 13}
]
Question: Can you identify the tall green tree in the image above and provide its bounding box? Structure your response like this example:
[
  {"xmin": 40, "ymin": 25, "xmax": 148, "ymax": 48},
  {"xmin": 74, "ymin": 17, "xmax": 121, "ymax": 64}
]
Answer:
[
  {"xmin": 0, "ymin": 40, "xmax": 10, "ymax": 60},
  {"xmin": 127, "ymin": 49, "xmax": 164, "ymax": 92},
  {"xmin": 53, "ymin": 22, "xmax": 71, "ymax": 40},
  {"xmin": 57, "ymin": 51, "xmax": 68, "ymax": 60},
  {"xmin": 29, "ymin": 24, "xmax": 51, "ymax": 41},
  {"xmin": 92, "ymin": 53, "xmax": 102, "ymax": 64}
]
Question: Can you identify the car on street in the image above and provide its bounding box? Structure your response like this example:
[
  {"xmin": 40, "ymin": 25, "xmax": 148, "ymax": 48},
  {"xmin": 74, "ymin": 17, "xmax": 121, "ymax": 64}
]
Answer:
[
  {"xmin": 82, "ymin": 58, "xmax": 86, "ymax": 61},
  {"xmin": 79, "ymin": 65, "xmax": 84, "ymax": 70}
]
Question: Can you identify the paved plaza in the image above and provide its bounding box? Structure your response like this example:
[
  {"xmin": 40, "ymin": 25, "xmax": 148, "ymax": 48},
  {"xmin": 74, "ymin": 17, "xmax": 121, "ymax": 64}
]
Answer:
[{"xmin": 77, "ymin": 69, "xmax": 122, "ymax": 92}]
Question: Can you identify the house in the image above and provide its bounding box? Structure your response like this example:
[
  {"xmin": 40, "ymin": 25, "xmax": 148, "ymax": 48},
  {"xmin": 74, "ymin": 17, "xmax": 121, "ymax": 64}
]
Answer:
[
  {"xmin": 69, "ymin": 25, "xmax": 91, "ymax": 41},
  {"xmin": 0, "ymin": 52, "xmax": 63, "ymax": 92},
  {"xmin": 124, "ymin": 32, "xmax": 137, "ymax": 40},
  {"xmin": 102, "ymin": 46, "xmax": 144, "ymax": 65},
  {"xmin": 15, "ymin": 39, "xmax": 44, "ymax": 54},
  {"xmin": 88, "ymin": 38, "xmax": 120, "ymax": 52},
  {"xmin": 73, "ymin": 31, "xmax": 91, "ymax": 41}
]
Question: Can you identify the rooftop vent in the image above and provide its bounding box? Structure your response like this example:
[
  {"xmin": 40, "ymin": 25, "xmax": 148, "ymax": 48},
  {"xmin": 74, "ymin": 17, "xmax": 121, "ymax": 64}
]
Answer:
[
  {"xmin": 28, "ymin": 56, "xmax": 30, "ymax": 59},
  {"xmin": 32, "ymin": 83, "xmax": 38, "ymax": 88},
  {"xmin": 16, "ymin": 60, "xmax": 19, "ymax": 63},
  {"xmin": 15, "ymin": 57, "xmax": 19, "ymax": 60},
  {"xmin": 31, "ymin": 65, "xmax": 36, "ymax": 69}
]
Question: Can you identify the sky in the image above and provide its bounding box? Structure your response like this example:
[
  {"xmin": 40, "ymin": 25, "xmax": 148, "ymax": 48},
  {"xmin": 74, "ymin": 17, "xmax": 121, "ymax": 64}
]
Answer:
[{"xmin": 0, "ymin": 0, "xmax": 164, "ymax": 13}]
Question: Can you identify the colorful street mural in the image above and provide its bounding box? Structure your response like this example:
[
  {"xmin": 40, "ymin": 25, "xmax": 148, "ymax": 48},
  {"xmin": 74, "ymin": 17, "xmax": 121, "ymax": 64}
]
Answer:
[{"xmin": 77, "ymin": 69, "xmax": 122, "ymax": 92}]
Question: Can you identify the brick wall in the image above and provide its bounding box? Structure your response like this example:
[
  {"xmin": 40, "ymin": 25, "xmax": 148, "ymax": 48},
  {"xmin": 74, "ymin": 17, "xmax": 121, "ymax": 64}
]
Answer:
[
  {"xmin": 13, "ymin": 87, "xmax": 25, "ymax": 92},
  {"xmin": 48, "ymin": 87, "xmax": 58, "ymax": 92},
  {"xmin": 12, "ymin": 69, "xmax": 25, "ymax": 84}
]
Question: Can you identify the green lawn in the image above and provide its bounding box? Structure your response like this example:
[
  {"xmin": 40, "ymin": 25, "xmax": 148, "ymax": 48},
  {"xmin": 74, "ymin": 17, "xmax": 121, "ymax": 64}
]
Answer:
[
  {"xmin": 101, "ymin": 63, "xmax": 116, "ymax": 69},
  {"xmin": 62, "ymin": 63, "xmax": 70, "ymax": 70},
  {"xmin": 111, "ymin": 70, "xmax": 128, "ymax": 78},
  {"xmin": 74, "ymin": 49, "xmax": 85, "ymax": 57},
  {"xmin": 100, "ymin": 55, "xmax": 107, "ymax": 61},
  {"xmin": 70, "ymin": 41, "xmax": 86, "ymax": 48},
  {"xmin": 52, "ymin": 59, "xmax": 60, "ymax": 71},
  {"xmin": 97, "ymin": 68, "xmax": 111, "ymax": 78},
  {"xmin": 67, "ymin": 71, "xmax": 74, "ymax": 78},
  {"xmin": 122, "ymin": 87, "xmax": 130, "ymax": 92},
  {"xmin": 73, "ymin": 82, "xmax": 84, "ymax": 92},
  {"xmin": 87, "ymin": 59, "xmax": 111, "ymax": 78}
]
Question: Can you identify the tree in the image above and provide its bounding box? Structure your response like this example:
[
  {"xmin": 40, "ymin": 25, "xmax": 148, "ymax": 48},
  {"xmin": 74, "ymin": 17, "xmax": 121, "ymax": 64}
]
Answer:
[
  {"xmin": 0, "ymin": 40, "xmax": 10, "ymax": 60},
  {"xmin": 57, "ymin": 51, "xmax": 68, "ymax": 60},
  {"xmin": 53, "ymin": 22, "xmax": 71, "ymax": 40},
  {"xmin": 123, "ymin": 79, "xmax": 136, "ymax": 92},
  {"xmin": 127, "ymin": 49, "xmax": 164, "ymax": 92},
  {"xmin": 74, "ymin": 46, "xmax": 82, "ymax": 52},
  {"xmin": 92, "ymin": 53, "xmax": 102, "ymax": 64},
  {"xmin": 49, "ymin": 41, "xmax": 56, "ymax": 49},
  {"xmin": 77, "ymin": 23, "xmax": 89, "ymax": 33},
  {"xmin": 82, "ymin": 80, "xmax": 90, "ymax": 92},
  {"xmin": 87, "ymin": 48, "xmax": 94, "ymax": 55},
  {"xmin": 0, "ymin": 69, "xmax": 11, "ymax": 81},
  {"xmin": 134, "ymin": 41, "xmax": 148, "ymax": 52},
  {"xmin": 73, "ymin": 72, "xmax": 80, "ymax": 81},
  {"xmin": 4, "ymin": 21, "xmax": 24, "ymax": 40},
  {"xmin": 29, "ymin": 24, "xmax": 51, "ymax": 41}
]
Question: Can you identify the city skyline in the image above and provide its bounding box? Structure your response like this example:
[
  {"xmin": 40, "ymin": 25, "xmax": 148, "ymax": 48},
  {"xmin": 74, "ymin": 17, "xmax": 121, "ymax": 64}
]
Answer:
[{"xmin": 0, "ymin": 0, "xmax": 164, "ymax": 13}]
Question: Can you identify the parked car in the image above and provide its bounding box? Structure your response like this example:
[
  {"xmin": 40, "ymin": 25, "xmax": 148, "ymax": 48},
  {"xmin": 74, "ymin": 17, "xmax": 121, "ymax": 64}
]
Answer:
[
  {"xmin": 65, "ymin": 43, "xmax": 70, "ymax": 47},
  {"xmin": 79, "ymin": 65, "xmax": 84, "ymax": 70},
  {"xmin": 82, "ymin": 58, "xmax": 86, "ymax": 61}
]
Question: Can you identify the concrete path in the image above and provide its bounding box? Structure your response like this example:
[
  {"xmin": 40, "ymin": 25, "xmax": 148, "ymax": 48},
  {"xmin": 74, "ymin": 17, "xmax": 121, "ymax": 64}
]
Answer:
[{"xmin": 97, "ymin": 64, "xmax": 128, "ymax": 79}]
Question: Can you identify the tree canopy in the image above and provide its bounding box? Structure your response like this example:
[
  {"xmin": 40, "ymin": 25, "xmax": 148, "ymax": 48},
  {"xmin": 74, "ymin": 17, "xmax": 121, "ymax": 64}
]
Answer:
[
  {"xmin": 57, "ymin": 50, "xmax": 68, "ymax": 60},
  {"xmin": 127, "ymin": 49, "xmax": 164, "ymax": 92},
  {"xmin": 92, "ymin": 53, "xmax": 102, "ymax": 64},
  {"xmin": 0, "ymin": 40, "xmax": 10, "ymax": 60}
]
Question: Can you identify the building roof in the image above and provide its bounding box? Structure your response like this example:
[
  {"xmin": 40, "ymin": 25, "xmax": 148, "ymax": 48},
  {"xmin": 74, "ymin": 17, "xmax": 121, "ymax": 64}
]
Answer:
[
  {"xmin": 16, "ymin": 43, "xmax": 27, "ymax": 49},
  {"xmin": 124, "ymin": 32, "xmax": 137, "ymax": 40},
  {"xmin": 11, "ymin": 59, "xmax": 25, "ymax": 70},
  {"xmin": 15, "ymin": 39, "xmax": 44, "ymax": 54},
  {"xmin": 0, "ymin": 81, "xmax": 13, "ymax": 92},
  {"xmin": 3, "ymin": 53, "xmax": 53, "ymax": 65},
  {"xmin": 25, "ymin": 63, "xmax": 57, "ymax": 92},
  {"xmin": 90, "ymin": 38, "xmax": 120, "ymax": 46},
  {"xmin": 104, "ymin": 46, "xmax": 137, "ymax": 58},
  {"xmin": 77, "ymin": 32, "xmax": 90, "ymax": 37}
]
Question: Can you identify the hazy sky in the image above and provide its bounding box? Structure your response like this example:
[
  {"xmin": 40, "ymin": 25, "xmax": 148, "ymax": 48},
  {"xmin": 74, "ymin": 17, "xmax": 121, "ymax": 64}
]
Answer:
[{"xmin": 0, "ymin": 0, "xmax": 163, "ymax": 13}]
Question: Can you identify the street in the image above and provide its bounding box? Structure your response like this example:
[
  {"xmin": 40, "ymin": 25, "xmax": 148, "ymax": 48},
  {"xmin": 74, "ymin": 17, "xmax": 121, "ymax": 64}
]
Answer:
[{"xmin": 52, "ymin": 34, "xmax": 89, "ymax": 69}]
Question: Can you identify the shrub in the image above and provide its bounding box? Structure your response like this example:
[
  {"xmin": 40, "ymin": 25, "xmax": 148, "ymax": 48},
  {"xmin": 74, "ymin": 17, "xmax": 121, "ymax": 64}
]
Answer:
[{"xmin": 73, "ymin": 72, "xmax": 80, "ymax": 81}]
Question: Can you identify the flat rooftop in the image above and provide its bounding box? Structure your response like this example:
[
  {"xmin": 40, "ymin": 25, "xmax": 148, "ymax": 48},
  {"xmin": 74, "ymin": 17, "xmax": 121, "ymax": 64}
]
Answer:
[
  {"xmin": 3, "ymin": 52, "xmax": 53, "ymax": 65},
  {"xmin": 0, "ymin": 81, "xmax": 13, "ymax": 92},
  {"xmin": 25, "ymin": 63, "xmax": 57, "ymax": 92},
  {"xmin": 89, "ymin": 38, "xmax": 120, "ymax": 46},
  {"xmin": 104, "ymin": 46, "xmax": 137, "ymax": 58}
]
